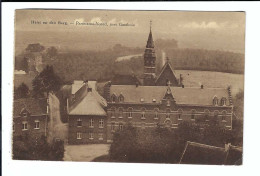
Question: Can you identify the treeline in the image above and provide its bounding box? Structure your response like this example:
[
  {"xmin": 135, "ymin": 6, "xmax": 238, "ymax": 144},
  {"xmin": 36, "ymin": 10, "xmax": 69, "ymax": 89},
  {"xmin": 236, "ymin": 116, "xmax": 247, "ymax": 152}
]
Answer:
[
  {"xmin": 163, "ymin": 48, "xmax": 244, "ymax": 74},
  {"xmin": 15, "ymin": 42, "xmax": 244, "ymax": 84}
]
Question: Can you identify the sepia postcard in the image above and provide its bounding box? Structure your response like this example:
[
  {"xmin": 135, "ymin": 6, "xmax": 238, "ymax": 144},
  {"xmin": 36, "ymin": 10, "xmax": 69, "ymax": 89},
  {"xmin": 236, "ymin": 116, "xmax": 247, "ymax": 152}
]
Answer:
[{"xmin": 13, "ymin": 9, "xmax": 245, "ymax": 165}]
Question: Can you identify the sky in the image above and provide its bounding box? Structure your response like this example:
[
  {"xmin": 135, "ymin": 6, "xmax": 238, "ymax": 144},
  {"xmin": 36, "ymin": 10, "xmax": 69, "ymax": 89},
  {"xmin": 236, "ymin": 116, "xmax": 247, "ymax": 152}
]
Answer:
[{"xmin": 15, "ymin": 10, "xmax": 245, "ymax": 53}]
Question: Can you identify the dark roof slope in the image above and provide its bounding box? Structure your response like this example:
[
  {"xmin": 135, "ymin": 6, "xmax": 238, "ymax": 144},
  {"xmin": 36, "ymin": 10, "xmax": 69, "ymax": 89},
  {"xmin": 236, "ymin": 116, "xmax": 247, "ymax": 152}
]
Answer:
[
  {"xmin": 111, "ymin": 74, "xmax": 141, "ymax": 85},
  {"xmin": 180, "ymin": 141, "xmax": 226, "ymax": 165},
  {"xmin": 13, "ymin": 98, "xmax": 47, "ymax": 117},
  {"xmin": 179, "ymin": 141, "xmax": 243, "ymax": 165}
]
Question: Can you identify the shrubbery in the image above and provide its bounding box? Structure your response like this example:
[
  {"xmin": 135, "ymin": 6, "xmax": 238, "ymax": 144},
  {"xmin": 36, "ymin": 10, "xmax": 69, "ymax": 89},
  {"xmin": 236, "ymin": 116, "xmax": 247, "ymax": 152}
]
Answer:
[
  {"xmin": 109, "ymin": 121, "xmax": 242, "ymax": 163},
  {"xmin": 13, "ymin": 135, "xmax": 64, "ymax": 161}
]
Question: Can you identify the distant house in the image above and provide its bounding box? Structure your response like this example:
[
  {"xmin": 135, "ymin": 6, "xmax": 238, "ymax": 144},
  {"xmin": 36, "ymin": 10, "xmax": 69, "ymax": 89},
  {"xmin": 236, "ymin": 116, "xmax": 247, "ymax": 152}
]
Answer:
[
  {"xmin": 67, "ymin": 81, "xmax": 107, "ymax": 144},
  {"xmin": 179, "ymin": 141, "xmax": 242, "ymax": 165},
  {"xmin": 13, "ymin": 98, "xmax": 49, "ymax": 141}
]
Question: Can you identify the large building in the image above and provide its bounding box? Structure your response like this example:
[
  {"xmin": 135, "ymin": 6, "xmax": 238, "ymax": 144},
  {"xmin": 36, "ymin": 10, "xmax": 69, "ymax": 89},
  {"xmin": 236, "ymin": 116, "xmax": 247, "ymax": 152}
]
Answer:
[
  {"xmin": 104, "ymin": 24, "xmax": 233, "ymax": 143},
  {"xmin": 67, "ymin": 81, "xmax": 107, "ymax": 144}
]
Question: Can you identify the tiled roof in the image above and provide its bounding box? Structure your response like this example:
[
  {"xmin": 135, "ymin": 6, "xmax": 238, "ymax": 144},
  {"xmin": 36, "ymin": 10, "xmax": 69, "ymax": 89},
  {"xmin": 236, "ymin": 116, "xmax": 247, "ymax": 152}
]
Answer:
[
  {"xmin": 13, "ymin": 98, "xmax": 47, "ymax": 117},
  {"xmin": 155, "ymin": 61, "xmax": 178, "ymax": 83},
  {"xmin": 68, "ymin": 82, "xmax": 107, "ymax": 116},
  {"xmin": 69, "ymin": 91, "xmax": 106, "ymax": 116},
  {"xmin": 224, "ymin": 145, "xmax": 243, "ymax": 165},
  {"xmin": 109, "ymin": 85, "xmax": 230, "ymax": 106},
  {"xmin": 71, "ymin": 80, "xmax": 85, "ymax": 94}
]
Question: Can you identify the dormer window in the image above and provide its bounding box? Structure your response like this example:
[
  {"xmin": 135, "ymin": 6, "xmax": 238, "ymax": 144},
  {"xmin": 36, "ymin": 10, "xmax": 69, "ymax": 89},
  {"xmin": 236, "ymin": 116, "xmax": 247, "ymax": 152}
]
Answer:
[
  {"xmin": 111, "ymin": 94, "xmax": 117, "ymax": 103},
  {"xmin": 213, "ymin": 96, "xmax": 218, "ymax": 106},
  {"xmin": 152, "ymin": 99, "xmax": 156, "ymax": 103},
  {"xmin": 140, "ymin": 98, "xmax": 144, "ymax": 102},
  {"xmin": 221, "ymin": 97, "xmax": 227, "ymax": 106},
  {"xmin": 118, "ymin": 94, "xmax": 124, "ymax": 102}
]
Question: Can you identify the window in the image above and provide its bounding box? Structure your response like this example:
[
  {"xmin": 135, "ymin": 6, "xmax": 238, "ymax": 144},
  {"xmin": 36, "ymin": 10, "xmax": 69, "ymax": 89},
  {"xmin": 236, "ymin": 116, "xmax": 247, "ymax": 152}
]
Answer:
[
  {"xmin": 166, "ymin": 99, "xmax": 171, "ymax": 107},
  {"xmin": 111, "ymin": 108, "xmax": 116, "ymax": 118},
  {"xmin": 98, "ymin": 133, "xmax": 103, "ymax": 140},
  {"xmin": 166, "ymin": 109, "xmax": 171, "ymax": 119},
  {"xmin": 154, "ymin": 108, "xmax": 159, "ymax": 119},
  {"xmin": 111, "ymin": 94, "xmax": 117, "ymax": 103},
  {"xmin": 178, "ymin": 109, "xmax": 183, "ymax": 120},
  {"xmin": 213, "ymin": 96, "xmax": 218, "ymax": 106},
  {"xmin": 22, "ymin": 121, "xmax": 28, "ymax": 130},
  {"xmin": 204, "ymin": 110, "xmax": 210, "ymax": 121},
  {"xmin": 77, "ymin": 132, "xmax": 82, "ymax": 139},
  {"xmin": 141, "ymin": 108, "xmax": 146, "ymax": 119},
  {"xmin": 99, "ymin": 119, "xmax": 104, "ymax": 128},
  {"xmin": 140, "ymin": 98, "xmax": 144, "ymax": 102},
  {"xmin": 128, "ymin": 108, "xmax": 133, "ymax": 118},
  {"xmin": 152, "ymin": 99, "xmax": 156, "ymax": 103},
  {"xmin": 34, "ymin": 120, "xmax": 40, "ymax": 129},
  {"xmin": 119, "ymin": 124, "xmax": 124, "ymax": 131},
  {"xmin": 22, "ymin": 112, "xmax": 27, "ymax": 118},
  {"xmin": 118, "ymin": 94, "xmax": 124, "ymax": 102},
  {"xmin": 77, "ymin": 118, "xmax": 82, "ymax": 127},
  {"xmin": 89, "ymin": 119, "xmax": 94, "ymax": 128},
  {"xmin": 222, "ymin": 111, "xmax": 227, "ymax": 121},
  {"xmin": 191, "ymin": 110, "xmax": 196, "ymax": 120},
  {"xmin": 214, "ymin": 111, "xmax": 219, "ymax": 119},
  {"xmin": 111, "ymin": 122, "xmax": 116, "ymax": 131},
  {"xmin": 118, "ymin": 108, "xmax": 124, "ymax": 118},
  {"xmin": 221, "ymin": 98, "xmax": 227, "ymax": 106},
  {"xmin": 89, "ymin": 132, "xmax": 94, "ymax": 140}
]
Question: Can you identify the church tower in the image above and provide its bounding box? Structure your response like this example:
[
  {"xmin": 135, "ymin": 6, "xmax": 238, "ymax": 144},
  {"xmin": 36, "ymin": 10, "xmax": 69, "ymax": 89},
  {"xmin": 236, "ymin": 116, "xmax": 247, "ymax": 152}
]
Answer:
[{"xmin": 143, "ymin": 21, "xmax": 156, "ymax": 86}]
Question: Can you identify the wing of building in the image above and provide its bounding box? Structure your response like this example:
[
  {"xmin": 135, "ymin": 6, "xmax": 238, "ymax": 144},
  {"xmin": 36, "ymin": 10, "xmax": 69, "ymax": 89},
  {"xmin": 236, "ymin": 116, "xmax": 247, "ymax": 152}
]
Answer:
[{"xmin": 66, "ymin": 81, "xmax": 108, "ymax": 144}]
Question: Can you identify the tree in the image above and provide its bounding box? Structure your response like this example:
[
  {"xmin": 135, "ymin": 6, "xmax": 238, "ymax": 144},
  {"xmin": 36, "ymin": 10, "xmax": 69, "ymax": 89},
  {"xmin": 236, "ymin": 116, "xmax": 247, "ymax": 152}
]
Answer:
[
  {"xmin": 46, "ymin": 46, "xmax": 58, "ymax": 58},
  {"xmin": 26, "ymin": 43, "xmax": 45, "ymax": 52},
  {"xmin": 14, "ymin": 83, "xmax": 29, "ymax": 99},
  {"xmin": 32, "ymin": 65, "xmax": 62, "ymax": 97}
]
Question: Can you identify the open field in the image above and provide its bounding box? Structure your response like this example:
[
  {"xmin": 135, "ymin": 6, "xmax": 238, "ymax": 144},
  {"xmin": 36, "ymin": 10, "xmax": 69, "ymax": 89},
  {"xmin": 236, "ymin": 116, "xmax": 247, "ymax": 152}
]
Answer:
[{"xmin": 175, "ymin": 70, "xmax": 244, "ymax": 96}]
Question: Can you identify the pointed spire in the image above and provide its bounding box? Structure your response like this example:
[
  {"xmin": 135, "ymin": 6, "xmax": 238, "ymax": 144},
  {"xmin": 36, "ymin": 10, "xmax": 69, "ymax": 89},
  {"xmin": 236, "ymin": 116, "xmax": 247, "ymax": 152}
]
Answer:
[{"xmin": 146, "ymin": 20, "xmax": 154, "ymax": 48}]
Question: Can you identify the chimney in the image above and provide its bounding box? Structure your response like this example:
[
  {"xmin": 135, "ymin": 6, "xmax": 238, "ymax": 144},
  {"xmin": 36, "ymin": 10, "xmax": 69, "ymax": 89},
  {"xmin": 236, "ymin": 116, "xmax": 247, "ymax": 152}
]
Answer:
[
  {"xmin": 182, "ymin": 84, "xmax": 184, "ymax": 88},
  {"xmin": 87, "ymin": 87, "xmax": 92, "ymax": 92},
  {"xmin": 201, "ymin": 85, "xmax": 204, "ymax": 89}
]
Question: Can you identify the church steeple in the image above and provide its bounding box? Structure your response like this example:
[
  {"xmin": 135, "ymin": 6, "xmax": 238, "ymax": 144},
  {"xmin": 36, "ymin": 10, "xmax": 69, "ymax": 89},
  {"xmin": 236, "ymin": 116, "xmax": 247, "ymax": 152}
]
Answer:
[
  {"xmin": 143, "ymin": 20, "xmax": 156, "ymax": 86},
  {"xmin": 146, "ymin": 21, "xmax": 154, "ymax": 48}
]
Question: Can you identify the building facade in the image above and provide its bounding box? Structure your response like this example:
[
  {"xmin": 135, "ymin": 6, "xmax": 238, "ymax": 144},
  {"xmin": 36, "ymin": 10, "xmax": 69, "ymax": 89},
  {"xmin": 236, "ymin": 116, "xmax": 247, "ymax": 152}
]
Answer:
[
  {"xmin": 103, "ymin": 24, "xmax": 234, "ymax": 143},
  {"xmin": 13, "ymin": 98, "xmax": 49, "ymax": 141},
  {"xmin": 67, "ymin": 81, "xmax": 108, "ymax": 144}
]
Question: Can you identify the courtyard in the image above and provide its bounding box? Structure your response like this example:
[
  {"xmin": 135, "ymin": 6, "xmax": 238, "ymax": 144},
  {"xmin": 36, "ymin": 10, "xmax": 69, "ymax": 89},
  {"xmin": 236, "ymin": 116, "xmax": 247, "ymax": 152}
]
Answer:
[{"xmin": 63, "ymin": 144, "xmax": 110, "ymax": 162}]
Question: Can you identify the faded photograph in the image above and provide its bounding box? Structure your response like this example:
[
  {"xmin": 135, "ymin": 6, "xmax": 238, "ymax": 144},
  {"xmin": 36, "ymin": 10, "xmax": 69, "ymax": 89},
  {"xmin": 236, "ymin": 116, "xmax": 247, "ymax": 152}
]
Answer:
[{"xmin": 13, "ymin": 10, "xmax": 244, "ymax": 164}]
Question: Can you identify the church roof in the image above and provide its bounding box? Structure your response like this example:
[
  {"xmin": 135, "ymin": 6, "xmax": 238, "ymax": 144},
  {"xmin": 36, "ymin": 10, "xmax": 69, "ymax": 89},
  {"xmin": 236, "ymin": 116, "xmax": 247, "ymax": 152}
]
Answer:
[
  {"xmin": 155, "ymin": 60, "xmax": 178, "ymax": 84},
  {"xmin": 109, "ymin": 85, "xmax": 230, "ymax": 106}
]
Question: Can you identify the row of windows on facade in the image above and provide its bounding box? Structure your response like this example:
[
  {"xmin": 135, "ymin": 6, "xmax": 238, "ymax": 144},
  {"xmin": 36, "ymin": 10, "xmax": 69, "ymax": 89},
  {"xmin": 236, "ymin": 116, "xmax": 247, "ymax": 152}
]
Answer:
[
  {"xmin": 14, "ymin": 121, "xmax": 40, "ymax": 131},
  {"xmin": 76, "ymin": 118, "xmax": 104, "ymax": 128},
  {"xmin": 111, "ymin": 95, "xmax": 228, "ymax": 106},
  {"xmin": 109, "ymin": 108, "xmax": 228, "ymax": 120},
  {"xmin": 76, "ymin": 132, "xmax": 103, "ymax": 140}
]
